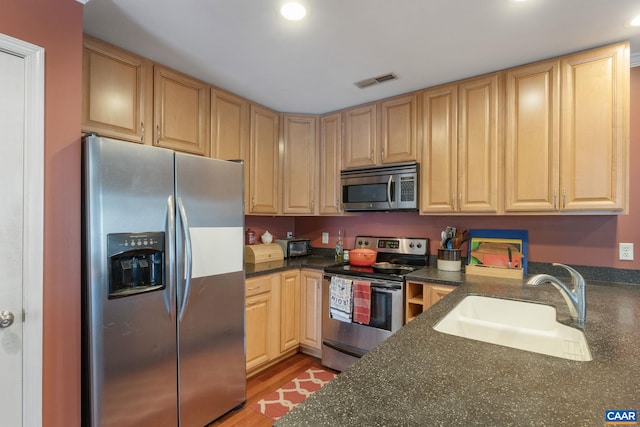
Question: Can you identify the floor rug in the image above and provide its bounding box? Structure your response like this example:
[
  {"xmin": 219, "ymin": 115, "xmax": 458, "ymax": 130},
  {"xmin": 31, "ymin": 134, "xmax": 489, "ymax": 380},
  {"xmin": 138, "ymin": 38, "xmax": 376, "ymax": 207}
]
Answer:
[{"xmin": 250, "ymin": 367, "xmax": 337, "ymax": 420}]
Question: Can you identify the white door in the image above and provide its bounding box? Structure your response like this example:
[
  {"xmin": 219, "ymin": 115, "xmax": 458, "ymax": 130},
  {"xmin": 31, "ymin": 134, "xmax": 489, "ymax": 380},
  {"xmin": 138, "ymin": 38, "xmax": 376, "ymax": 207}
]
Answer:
[
  {"xmin": 0, "ymin": 34, "xmax": 45, "ymax": 426},
  {"xmin": 0, "ymin": 47, "xmax": 26, "ymax": 427}
]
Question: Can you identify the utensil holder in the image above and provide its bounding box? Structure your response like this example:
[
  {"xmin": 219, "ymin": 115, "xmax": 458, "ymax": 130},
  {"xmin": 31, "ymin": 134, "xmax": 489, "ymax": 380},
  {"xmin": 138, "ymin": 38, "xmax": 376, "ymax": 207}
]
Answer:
[{"xmin": 437, "ymin": 248, "xmax": 461, "ymax": 272}]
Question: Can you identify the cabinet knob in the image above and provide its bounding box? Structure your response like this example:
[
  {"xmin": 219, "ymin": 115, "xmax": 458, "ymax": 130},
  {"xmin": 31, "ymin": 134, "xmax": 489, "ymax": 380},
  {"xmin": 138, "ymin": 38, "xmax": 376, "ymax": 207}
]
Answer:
[
  {"xmin": 156, "ymin": 125, "xmax": 160, "ymax": 143},
  {"xmin": 140, "ymin": 122, "xmax": 145, "ymax": 143}
]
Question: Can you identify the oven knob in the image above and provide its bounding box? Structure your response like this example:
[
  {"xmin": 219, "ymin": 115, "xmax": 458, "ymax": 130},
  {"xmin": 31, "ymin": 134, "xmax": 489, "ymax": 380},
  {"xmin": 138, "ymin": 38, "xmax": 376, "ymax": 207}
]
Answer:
[
  {"xmin": 417, "ymin": 243, "xmax": 422, "ymax": 248},
  {"xmin": 357, "ymin": 240, "xmax": 363, "ymax": 246},
  {"xmin": 409, "ymin": 242, "xmax": 414, "ymax": 248},
  {"xmin": 364, "ymin": 240, "xmax": 369, "ymax": 246}
]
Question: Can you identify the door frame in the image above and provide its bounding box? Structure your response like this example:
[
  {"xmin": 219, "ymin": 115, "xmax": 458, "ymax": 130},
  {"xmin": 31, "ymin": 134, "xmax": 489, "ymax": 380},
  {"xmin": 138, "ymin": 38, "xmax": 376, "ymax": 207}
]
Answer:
[{"xmin": 0, "ymin": 33, "xmax": 45, "ymax": 426}]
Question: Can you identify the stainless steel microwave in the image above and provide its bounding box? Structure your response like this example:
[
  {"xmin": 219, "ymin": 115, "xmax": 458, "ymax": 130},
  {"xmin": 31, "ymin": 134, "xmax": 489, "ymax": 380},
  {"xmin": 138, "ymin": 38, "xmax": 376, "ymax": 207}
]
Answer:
[{"xmin": 341, "ymin": 162, "xmax": 419, "ymax": 211}]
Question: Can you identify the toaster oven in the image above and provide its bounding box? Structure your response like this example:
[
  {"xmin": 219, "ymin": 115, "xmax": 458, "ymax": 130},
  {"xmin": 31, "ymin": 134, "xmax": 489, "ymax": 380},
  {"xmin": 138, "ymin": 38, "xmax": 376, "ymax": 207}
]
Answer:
[{"xmin": 274, "ymin": 238, "xmax": 312, "ymax": 258}]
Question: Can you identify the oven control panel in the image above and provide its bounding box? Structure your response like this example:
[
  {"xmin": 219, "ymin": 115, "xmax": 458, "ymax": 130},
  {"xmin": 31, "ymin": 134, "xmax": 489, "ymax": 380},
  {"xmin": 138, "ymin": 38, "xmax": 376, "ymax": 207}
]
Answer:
[{"xmin": 354, "ymin": 236, "xmax": 429, "ymax": 256}]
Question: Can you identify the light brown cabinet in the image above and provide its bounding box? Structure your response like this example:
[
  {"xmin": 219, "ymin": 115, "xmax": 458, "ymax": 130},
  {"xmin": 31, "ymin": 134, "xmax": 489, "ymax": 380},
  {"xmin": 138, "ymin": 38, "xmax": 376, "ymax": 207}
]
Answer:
[
  {"xmin": 245, "ymin": 275, "xmax": 278, "ymax": 372},
  {"xmin": 211, "ymin": 89, "xmax": 250, "ymax": 211},
  {"xmin": 560, "ymin": 43, "xmax": 629, "ymax": 212},
  {"xmin": 299, "ymin": 269, "xmax": 323, "ymax": 356},
  {"xmin": 319, "ymin": 112, "xmax": 343, "ymax": 215},
  {"xmin": 249, "ymin": 104, "xmax": 280, "ymax": 214},
  {"xmin": 342, "ymin": 95, "xmax": 418, "ymax": 169},
  {"xmin": 279, "ymin": 270, "xmax": 301, "ymax": 354},
  {"xmin": 504, "ymin": 60, "xmax": 560, "ymax": 212},
  {"xmin": 379, "ymin": 93, "xmax": 419, "ymax": 164},
  {"xmin": 153, "ymin": 65, "xmax": 210, "ymax": 156},
  {"xmin": 421, "ymin": 73, "xmax": 501, "ymax": 214},
  {"xmin": 281, "ymin": 114, "xmax": 318, "ymax": 215},
  {"xmin": 505, "ymin": 42, "xmax": 629, "ymax": 213},
  {"xmin": 82, "ymin": 35, "xmax": 152, "ymax": 144},
  {"xmin": 343, "ymin": 103, "xmax": 378, "ymax": 168},
  {"xmin": 406, "ymin": 281, "xmax": 456, "ymax": 323}
]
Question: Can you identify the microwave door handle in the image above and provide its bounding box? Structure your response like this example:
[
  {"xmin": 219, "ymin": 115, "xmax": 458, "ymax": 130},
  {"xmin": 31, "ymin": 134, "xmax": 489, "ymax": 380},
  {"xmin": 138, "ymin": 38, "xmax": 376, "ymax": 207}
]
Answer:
[{"xmin": 387, "ymin": 175, "xmax": 394, "ymax": 208}]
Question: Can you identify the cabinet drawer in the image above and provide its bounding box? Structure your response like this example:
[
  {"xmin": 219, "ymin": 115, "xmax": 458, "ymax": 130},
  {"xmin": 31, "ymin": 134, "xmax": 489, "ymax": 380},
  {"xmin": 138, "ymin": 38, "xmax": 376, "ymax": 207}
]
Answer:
[{"xmin": 246, "ymin": 276, "xmax": 272, "ymax": 297}]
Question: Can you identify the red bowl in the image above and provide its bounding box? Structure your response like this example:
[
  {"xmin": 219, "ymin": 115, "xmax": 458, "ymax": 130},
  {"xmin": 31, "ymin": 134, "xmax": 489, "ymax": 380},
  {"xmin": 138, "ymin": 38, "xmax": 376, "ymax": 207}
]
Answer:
[{"xmin": 348, "ymin": 248, "xmax": 377, "ymax": 266}]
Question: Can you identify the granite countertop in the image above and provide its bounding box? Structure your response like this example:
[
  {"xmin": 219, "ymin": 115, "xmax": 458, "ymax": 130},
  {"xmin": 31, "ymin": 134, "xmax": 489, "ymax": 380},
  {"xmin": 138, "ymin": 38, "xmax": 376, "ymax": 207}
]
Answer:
[
  {"xmin": 245, "ymin": 255, "xmax": 336, "ymax": 277},
  {"xmin": 275, "ymin": 274, "xmax": 640, "ymax": 427}
]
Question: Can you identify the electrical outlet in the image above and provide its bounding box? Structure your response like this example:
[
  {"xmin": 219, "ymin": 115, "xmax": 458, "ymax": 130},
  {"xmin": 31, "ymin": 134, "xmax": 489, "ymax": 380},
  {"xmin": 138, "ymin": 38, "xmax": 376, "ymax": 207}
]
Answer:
[
  {"xmin": 287, "ymin": 231, "xmax": 293, "ymax": 238},
  {"xmin": 322, "ymin": 232, "xmax": 329, "ymax": 244},
  {"xmin": 619, "ymin": 243, "xmax": 634, "ymax": 261}
]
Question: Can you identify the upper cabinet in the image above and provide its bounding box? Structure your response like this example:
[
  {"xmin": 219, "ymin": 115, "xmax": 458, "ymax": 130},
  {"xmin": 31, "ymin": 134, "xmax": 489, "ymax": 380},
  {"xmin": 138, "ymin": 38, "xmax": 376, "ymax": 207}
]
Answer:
[
  {"xmin": 82, "ymin": 36, "xmax": 152, "ymax": 144},
  {"xmin": 379, "ymin": 93, "xmax": 419, "ymax": 164},
  {"xmin": 249, "ymin": 104, "xmax": 280, "ymax": 214},
  {"xmin": 421, "ymin": 73, "xmax": 501, "ymax": 214},
  {"xmin": 281, "ymin": 114, "xmax": 318, "ymax": 215},
  {"xmin": 153, "ymin": 65, "xmax": 210, "ymax": 156},
  {"xmin": 560, "ymin": 43, "xmax": 629, "ymax": 212},
  {"xmin": 342, "ymin": 103, "xmax": 378, "ymax": 168},
  {"xmin": 505, "ymin": 42, "xmax": 629, "ymax": 213},
  {"xmin": 342, "ymin": 95, "xmax": 419, "ymax": 169},
  {"xmin": 211, "ymin": 89, "xmax": 250, "ymax": 212},
  {"xmin": 319, "ymin": 112, "xmax": 343, "ymax": 215}
]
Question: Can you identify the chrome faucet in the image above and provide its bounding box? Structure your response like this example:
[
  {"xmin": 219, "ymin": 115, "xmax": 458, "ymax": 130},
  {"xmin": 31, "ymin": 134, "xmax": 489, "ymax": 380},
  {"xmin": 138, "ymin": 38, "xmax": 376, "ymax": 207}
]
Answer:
[{"xmin": 526, "ymin": 263, "xmax": 586, "ymax": 325}]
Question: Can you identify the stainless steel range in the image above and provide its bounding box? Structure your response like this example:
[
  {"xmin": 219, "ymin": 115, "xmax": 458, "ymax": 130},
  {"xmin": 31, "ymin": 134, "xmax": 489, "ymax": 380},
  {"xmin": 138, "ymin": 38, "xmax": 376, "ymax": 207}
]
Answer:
[{"xmin": 322, "ymin": 236, "xmax": 429, "ymax": 372}]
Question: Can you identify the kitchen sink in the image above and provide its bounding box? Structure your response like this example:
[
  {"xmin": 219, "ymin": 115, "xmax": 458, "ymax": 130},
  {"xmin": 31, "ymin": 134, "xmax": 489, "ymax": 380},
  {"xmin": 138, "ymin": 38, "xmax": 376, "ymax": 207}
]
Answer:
[{"xmin": 433, "ymin": 295, "xmax": 592, "ymax": 361}]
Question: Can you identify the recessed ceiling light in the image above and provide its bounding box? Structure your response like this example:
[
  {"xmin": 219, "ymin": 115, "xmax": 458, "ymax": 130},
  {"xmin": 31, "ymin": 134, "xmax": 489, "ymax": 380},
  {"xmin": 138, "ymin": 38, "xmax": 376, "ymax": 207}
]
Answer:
[
  {"xmin": 281, "ymin": 2, "xmax": 306, "ymax": 21},
  {"xmin": 629, "ymin": 15, "xmax": 640, "ymax": 26}
]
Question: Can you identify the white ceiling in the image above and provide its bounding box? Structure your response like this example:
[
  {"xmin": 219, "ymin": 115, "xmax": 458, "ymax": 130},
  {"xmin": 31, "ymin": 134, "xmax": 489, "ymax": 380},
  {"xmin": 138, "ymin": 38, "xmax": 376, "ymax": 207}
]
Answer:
[{"xmin": 83, "ymin": 0, "xmax": 640, "ymax": 115}]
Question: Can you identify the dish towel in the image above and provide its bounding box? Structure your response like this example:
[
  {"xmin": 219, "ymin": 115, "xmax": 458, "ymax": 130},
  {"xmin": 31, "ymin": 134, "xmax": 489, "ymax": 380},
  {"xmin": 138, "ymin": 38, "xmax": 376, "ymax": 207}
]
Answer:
[
  {"xmin": 329, "ymin": 276, "xmax": 353, "ymax": 322},
  {"xmin": 352, "ymin": 280, "xmax": 371, "ymax": 325}
]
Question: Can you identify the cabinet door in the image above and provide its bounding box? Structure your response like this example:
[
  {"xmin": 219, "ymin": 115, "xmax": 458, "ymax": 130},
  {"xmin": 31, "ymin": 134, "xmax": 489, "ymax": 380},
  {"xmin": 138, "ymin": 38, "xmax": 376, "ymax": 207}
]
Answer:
[
  {"xmin": 211, "ymin": 89, "xmax": 250, "ymax": 211},
  {"xmin": 154, "ymin": 65, "xmax": 210, "ymax": 155},
  {"xmin": 343, "ymin": 103, "xmax": 377, "ymax": 168},
  {"xmin": 429, "ymin": 284, "xmax": 455, "ymax": 307},
  {"xmin": 246, "ymin": 292, "xmax": 273, "ymax": 371},
  {"xmin": 319, "ymin": 113, "xmax": 343, "ymax": 215},
  {"xmin": 210, "ymin": 88, "xmax": 249, "ymax": 160},
  {"xmin": 282, "ymin": 114, "xmax": 317, "ymax": 215},
  {"xmin": 458, "ymin": 73, "xmax": 501, "ymax": 213},
  {"xmin": 299, "ymin": 270, "xmax": 323, "ymax": 352},
  {"xmin": 420, "ymin": 84, "xmax": 458, "ymax": 213},
  {"xmin": 249, "ymin": 104, "xmax": 280, "ymax": 214},
  {"xmin": 82, "ymin": 36, "xmax": 152, "ymax": 144},
  {"xmin": 279, "ymin": 270, "xmax": 300, "ymax": 354},
  {"xmin": 505, "ymin": 61, "xmax": 560, "ymax": 212},
  {"xmin": 380, "ymin": 93, "xmax": 418, "ymax": 164},
  {"xmin": 560, "ymin": 43, "xmax": 629, "ymax": 212}
]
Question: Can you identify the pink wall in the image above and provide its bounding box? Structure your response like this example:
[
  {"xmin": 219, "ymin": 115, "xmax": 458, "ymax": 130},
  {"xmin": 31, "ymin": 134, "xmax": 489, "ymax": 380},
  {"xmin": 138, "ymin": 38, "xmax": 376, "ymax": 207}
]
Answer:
[
  {"xmin": 1, "ymin": 1, "xmax": 83, "ymax": 426},
  {"xmin": 295, "ymin": 67, "xmax": 640, "ymax": 270}
]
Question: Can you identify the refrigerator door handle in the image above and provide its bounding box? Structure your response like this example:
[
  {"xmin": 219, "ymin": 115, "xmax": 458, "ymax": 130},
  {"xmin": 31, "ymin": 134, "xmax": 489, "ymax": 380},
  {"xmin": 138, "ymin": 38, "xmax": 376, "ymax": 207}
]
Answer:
[
  {"xmin": 177, "ymin": 197, "xmax": 193, "ymax": 321},
  {"xmin": 166, "ymin": 195, "xmax": 176, "ymax": 319}
]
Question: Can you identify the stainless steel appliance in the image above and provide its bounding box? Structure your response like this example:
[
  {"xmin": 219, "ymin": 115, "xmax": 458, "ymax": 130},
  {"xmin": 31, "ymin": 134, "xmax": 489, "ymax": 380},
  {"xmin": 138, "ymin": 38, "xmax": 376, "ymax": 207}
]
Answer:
[
  {"xmin": 82, "ymin": 135, "xmax": 246, "ymax": 426},
  {"xmin": 274, "ymin": 238, "xmax": 312, "ymax": 258},
  {"xmin": 322, "ymin": 236, "xmax": 429, "ymax": 372},
  {"xmin": 341, "ymin": 162, "xmax": 419, "ymax": 211}
]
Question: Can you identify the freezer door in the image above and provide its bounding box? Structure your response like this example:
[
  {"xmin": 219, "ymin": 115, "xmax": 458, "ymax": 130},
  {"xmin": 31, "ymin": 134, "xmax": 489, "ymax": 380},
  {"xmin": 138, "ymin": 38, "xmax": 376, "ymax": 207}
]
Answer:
[
  {"xmin": 83, "ymin": 136, "xmax": 178, "ymax": 426},
  {"xmin": 174, "ymin": 153, "xmax": 246, "ymax": 426}
]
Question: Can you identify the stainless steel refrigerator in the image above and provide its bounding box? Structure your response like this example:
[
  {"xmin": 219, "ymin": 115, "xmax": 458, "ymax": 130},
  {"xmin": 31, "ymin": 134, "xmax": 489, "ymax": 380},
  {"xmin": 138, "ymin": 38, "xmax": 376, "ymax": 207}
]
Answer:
[{"xmin": 82, "ymin": 135, "xmax": 246, "ymax": 426}]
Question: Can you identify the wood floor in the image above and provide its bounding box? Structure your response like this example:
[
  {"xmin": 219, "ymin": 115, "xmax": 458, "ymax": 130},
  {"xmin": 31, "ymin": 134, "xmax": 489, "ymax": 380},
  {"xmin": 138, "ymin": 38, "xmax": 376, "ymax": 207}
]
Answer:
[{"xmin": 208, "ymin": 353, "xmax": 331, "ymax": 427}]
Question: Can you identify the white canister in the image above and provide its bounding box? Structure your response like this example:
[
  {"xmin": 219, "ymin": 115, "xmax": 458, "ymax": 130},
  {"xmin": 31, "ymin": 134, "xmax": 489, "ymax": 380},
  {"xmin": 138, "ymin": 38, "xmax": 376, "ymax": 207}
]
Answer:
[{"xmin": 343, "ymin": 249, "xmax": 350, "ymax": 262}]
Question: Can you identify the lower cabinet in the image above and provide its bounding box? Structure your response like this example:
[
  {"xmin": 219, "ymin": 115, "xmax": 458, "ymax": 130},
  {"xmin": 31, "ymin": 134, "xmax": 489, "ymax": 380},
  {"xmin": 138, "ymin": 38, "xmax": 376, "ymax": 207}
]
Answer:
[
  {"xmin": 245, "ymin": 270, "xmax": 302, "ymax": 376},
  {"xmin": 405, "ymin": 281, "xmax": 456, "ymax": 323},
  {"xmin": 299, "ymin": 269, "xmax": 323, "ymax": 357},
  {"xmin": 279, "ymin": 270, "xmax": 301, "ymax": 354},
  {"xmin": 245, "ymin": 274, "xmax": 278, "ymax": 372}
]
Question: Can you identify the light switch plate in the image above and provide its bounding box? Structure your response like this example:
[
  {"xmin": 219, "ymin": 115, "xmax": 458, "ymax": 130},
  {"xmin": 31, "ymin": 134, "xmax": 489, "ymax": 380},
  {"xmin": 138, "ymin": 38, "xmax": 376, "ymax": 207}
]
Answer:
[
  {"xmin": 322, "ymin": 232, "xmax": 329, "ymax": 244},
  {"xmin": 619, "ymin": 243, "xmax": 634, "ymax": 261}
]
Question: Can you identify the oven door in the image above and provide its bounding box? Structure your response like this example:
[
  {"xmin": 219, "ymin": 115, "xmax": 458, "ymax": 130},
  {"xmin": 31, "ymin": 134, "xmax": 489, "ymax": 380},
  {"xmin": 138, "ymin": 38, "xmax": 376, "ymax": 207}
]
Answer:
[{"xmin": 321, "ymin": 275, "xmax": 404, "ymax": 371}]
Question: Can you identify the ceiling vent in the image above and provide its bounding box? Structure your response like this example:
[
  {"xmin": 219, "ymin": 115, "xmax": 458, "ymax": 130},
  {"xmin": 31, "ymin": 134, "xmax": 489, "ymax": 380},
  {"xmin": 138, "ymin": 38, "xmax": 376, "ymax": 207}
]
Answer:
[{"xmin": 354, "ymin": 72, "xmax": 398, "ymax": 89}]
